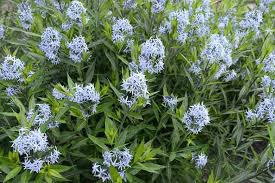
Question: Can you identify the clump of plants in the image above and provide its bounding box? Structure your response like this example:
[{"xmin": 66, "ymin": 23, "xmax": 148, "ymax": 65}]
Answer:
[{"xmin": 0, "ymin": 0, "xmax": 275, "ymax": 182}]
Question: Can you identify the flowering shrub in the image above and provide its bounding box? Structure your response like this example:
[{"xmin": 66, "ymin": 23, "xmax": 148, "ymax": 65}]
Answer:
[{"xmin": 0, "ymin": 0, "xmax": 275, "ymax": 182}]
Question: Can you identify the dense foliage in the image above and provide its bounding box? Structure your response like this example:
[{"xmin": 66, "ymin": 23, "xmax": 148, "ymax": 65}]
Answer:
[{"xmin": 0, "ymin": 0, "xmax": 275, "ymax": 182}]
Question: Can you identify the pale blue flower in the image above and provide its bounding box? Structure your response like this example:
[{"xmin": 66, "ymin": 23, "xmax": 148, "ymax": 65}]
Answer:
[
  {"xmin": 201, "ymin": 34, "xmax": 232, "ymax": 67},
  {"xmin": 27, "ymin": 104, "xmax": 52, "ymax": 127},
  {"xmin": 124, "ymin": 39, "xmax": 134, "ymax": 53},
  {"xmin": 66, "ymin": 1, "xmax": 86, "ymax": 21},
  {"xmin": 239, "ymin": 9, "xmax": 263, "ymax": 36},
  {"xmin": 183, "ymin": 103, "xmax": 210, "ymax": 134},
  {"xmin": 53, "ymin": 83, "xmax": 100, "ymax": 113},
  {"xmin": 150, "ymin": 0, "xmax": 166, "ymax": 13},
  {"xmin": 112, "ymin": 18, "xmax": 133, "ymax": 43},
  {"xmin": 18, "ymin": 2, "xmax": 33, "ymax": 30},
  {"xmin": 123, "ymin": 0, "xmax": 137, "ymax": 9},
  {"xmin": 247, "ymin": 96, "xmax": 275, "ymax": 123},
  {"xmin": 224, "ymin": 70, "xmax": 237, "ymax": 82},
  {"xmin": 0, "ymin": 55, "xmax": 25, "ymax": 81},
  {"xmin": 262, "ymin": 75, "xmax": 272, "ymax": 88},
  {"xmin": 67, "ymin": 36, "xmax": 88, "ymax": 63},
  {"xmin": 0, "ymin": 24, "xmax": 5, "ymax": 39},
  {"xmin": 192, "ymin": 152, "xmax": 208, "ymax": 168},
  {"xmin": 6, "ymin": 86, "xmax": 19, "ymax": 97},
  {"xmin": 52, "ymin": 88, "xmax": 67, "ymax": 100},
  {"xmin": 189, "ymin": 62, "xmax": 202, "ymax": 75},
  {"xmin": 62, "ymin": 0, "xmax": 87, "ymax": 30},
  {"xmin": 139, "ymin": 38, "xmax": 165, "ymax": 74},
  {"xmin": 261, "ymin": 51, "xmax": 275, "ymax": 73},
  {"xmin": 120, "ymin": 72, "xmax": 149, "ymax": 108},
  {"xmin": 70, "ymin": 84, "xmax": 100, "ymax": 104},
  {"xmin": 39, "ymin": 27, "xmax": 62, "ymax": 64},
  {"xmin": 51, "ymin": 0, "xmax": 65, "ymax": 11},
  {"xmin": 159, "ymin": 21, "xmax": 172, "ymax": 34},
  {"xmin": 12, "ymin": 128, "xmax": 49, "ymax": 155},
  {"xmin": 44, "ymin": 147, "xmax": 61, "ymax": 164},
  {"xmin": 23, "ymin": 158, "xmax": 44, "ymax": 173},
  {"xmin": 92, "ymin": 163, "xmax": 111, "ymax": 182},
  {"xmin": 163, "ymin": 95, "xmax": 178, "ymax": 110},
  {"xmin": 259, "ymin": 0, "xmax": 274, "ymax": 13},
  {"xmin": 92, "ymin": 148, "xmax": 132, "ymax": 182}
]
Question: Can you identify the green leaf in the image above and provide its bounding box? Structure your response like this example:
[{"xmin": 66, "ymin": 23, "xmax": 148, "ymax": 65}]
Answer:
[
  {"xmin": 105, "ymin": 116, "xmax": 118, "ymax": 145},
  {"xmin": 207, "ymin": 171, "xmax": 215, "ymax": 183},
  {"xmin": 7, "ymin": 27, "xmax": 41, "ymax": 37},
  {"xmin": 115, "ymin": 129, "xmax": 128, "ymax": 147},
  {"xmin": 109, "ymin": 81, "xmax": 121, "ymax": 98},
  {"xmin": 109, "ymin": 166, "xmax": 123, "ymax": 183},
  {"xmin": 133, "ymin": 163, "xmax": 165, "ymax": 174},
  {"xmin": 4, "ymin": 166, "xmax": 22, "ymax": 182},
  {"xmin": 45, "ymin": 175, "xmax": 53, "ymax": 183},
  {"xmin": 134, "ymin": 140, "xmax": 145, "ymax": 163},
  {"xmin": 48, "ymin": 169, "xmax": 69, "ymax": 181},
  {"xmin": 88, "ymin": 135, "xmax": 109, "ymax": 151},
  {"xmin": 20, "ymin": 171, "xmax": 32, "ymax": 183},
  {"xmin": 67, "ymin": 73, "xmax": 75, "ymax": 90},
  {"xmin": 48, "ymin": 165, "xmax": 72, "ymax": 173},
  {"xmin": 268, "ymin": 123, "xmax": 275, "ymax": 148}
]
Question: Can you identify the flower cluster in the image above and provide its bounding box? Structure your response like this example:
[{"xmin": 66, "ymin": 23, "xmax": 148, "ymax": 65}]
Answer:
[
  {"xmin": 124, "ymin": 39, "xmax": 134, "ymax": 53},
  {"xmin": 12, "ymin": 128, "xmax": 60, "ymax": 173},
  {"xmin": 62, "ymin": 1, "xmax": 87, "ymax": 30},
  {"xmin": 247, "ymin": 71, "xmax": 275, "ymax": 123},
  {"xmin": 223, "ymin": 70, "xmax": 237, "ymax": 82},
  {"xmin": 200, "ymin": 34, "xmax": 233, "ymax": 79},
  {"xmin": 120, "ymin": 72, "xmax": 149, "ymax": 108},
  {"xmin": 182, "ymin": 103, "xmax": 210, "ymax": 134},
  {"xmin": 0, "ymin": 55, "xmax": 25, "ymax": 81},
  {"xmin": 259, "ymin": 0, "xmax": 274, "ymax": 13},
  {"xmin": 0, "ymin": 24, "xmax": 4, "ymax": 39},
  {"xmin": 192, "ymin": 152, "xmax": 208, "ymax": 169},
  {"xmin": 218, "ymin": 9, "xmax": 237, "ymax": 31},
  {"xmin": 6, "ymin": 86, "xmax": 20, "ymax": 97},
  {"xmin": 69, "ymin": 84, "xmax": 100, "ymax": 106},
  {"xmin": 191, "ymin": 1, "xmax": 213, "ymax": 38},
  {"xmin": 150, "ymin": 0, "xmax": 166, "ymax": 13},
  {"xmin": 260, "ymin": 51, "xmax": 275, "ymax": 73},
  {"xmin": 12, "ymin": 128, "xmax": 48, "ymax": 155},
  {"xmin": 51, "ymin": 0, "xmax": 65, "ymax": 11},
  {"xmin": 139, "ymin": 38, "xmax": 165, "ymax": 74},
  {"xmin": 67, "ymin": 36, "xmax": 88, "ymax": 63},
  {"xmin": 27, "ymin": 104, "xmax": 59, "ymax": 128},
  {"xmin": 112, "ymin": 18, "xmax": 133, "ymax": 43},
  {"xmin": 201, "ymin": 34, "xmax": 232, "ymax": 66},
  {"xmin": 163, "ymin": 95, "xmax": 178, "ymax": 110},
  {"xmin": 234, "ymin": 8, "xmax": 263, "ymax": 47},
  {"xmin": 160, "ymin": 10, "xmax": 190, "ymax": 43},
  {"xmin": 92, "ymin": 148, "xmax": 132, "ymax": 182},
  {"xmin": 123, "ymin": 0, "xmax": 137, "ymax": 9},
  {"xmin": 189, "ymin": 60, "xmax": 202, "ymax": 75},
  {"xmin": 52, "ymin": 88, "xmax": 67, "ymax": 100},
  {"xmin": 27, "ymin": 104, "xmax": 52, "ymax": 126},
  {"xmin": 17, "ymin": 2, "xmax": 33, "ymax": 30},
  {"xmin": 159, "ymin": 0, "xmax": 213, "ymax": 41},
  {"xmin": 246, "ymin": 97, "xmax": 275, "ymax": 123},
  {"xmin": 34, "ymin": 0, "xmax": 47, "ymax": 16},
  {"xmin": 34, "ymin": 0, "xmax": 46, "ymax": 7},
  {"xmin": 53, "ymin": 83, "xmax": 100, "ymax": 114},
  {"xmin": 261, "ymin": 75, "xmax": 275, "ymax": 94},
  {"xmin": 239, "ymin": 9, "xmax": 263, "ymax": 36},
  {"xmin": 39, "ymin": 27, "xmax": 62, "ymax": 64},
  {"xmin": 66, "ymin": 1, "xmax": 86, "ymax": 21}
]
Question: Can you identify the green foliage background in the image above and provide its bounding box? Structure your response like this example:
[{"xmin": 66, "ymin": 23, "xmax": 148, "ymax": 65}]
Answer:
[{"xmin": 0, "ymin": 0, "xmax": 275, "ymax": 182}]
